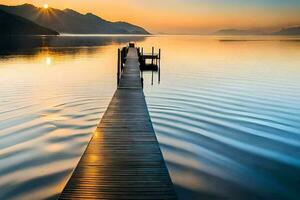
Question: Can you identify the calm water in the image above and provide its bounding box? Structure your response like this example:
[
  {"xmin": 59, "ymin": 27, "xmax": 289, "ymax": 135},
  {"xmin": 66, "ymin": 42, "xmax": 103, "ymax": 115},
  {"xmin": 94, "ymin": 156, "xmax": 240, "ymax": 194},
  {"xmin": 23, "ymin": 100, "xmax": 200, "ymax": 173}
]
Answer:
[{"xmin": 0, "ymin": 35, "xmax": 300, "ymax": 200}]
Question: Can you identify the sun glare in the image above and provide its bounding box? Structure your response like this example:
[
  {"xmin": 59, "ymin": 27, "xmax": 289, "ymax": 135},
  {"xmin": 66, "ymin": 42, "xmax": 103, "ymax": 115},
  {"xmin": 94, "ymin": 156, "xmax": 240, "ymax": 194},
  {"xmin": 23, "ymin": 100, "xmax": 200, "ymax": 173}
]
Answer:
[
  {"xmin": 43, "ymin": 4, "xmax": 49, "ymax": 9},
  {"xmin": 46, "ymin": 57, "xmax": 52, "ymax": 65}
]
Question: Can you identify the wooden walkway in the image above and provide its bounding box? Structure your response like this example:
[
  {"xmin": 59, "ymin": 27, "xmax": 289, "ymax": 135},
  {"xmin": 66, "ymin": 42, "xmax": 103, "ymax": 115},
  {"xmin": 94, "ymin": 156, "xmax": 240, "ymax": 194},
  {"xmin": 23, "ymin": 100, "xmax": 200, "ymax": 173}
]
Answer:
[{"xmin": 59, "ymin": 47, "xmax": 177, "ymax": 199}]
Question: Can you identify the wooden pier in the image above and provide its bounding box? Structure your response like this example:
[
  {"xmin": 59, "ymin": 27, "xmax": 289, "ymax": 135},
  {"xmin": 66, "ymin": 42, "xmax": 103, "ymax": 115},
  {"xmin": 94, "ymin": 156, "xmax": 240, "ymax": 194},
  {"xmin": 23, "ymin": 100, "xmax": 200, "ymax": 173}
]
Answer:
[
  {"xmin": 59, "ymin": 46, "xmax": 177, "ymax": 199},
  {"xmin": 139, "ymin": 47, "xmax": 161, "ymax": 71}
]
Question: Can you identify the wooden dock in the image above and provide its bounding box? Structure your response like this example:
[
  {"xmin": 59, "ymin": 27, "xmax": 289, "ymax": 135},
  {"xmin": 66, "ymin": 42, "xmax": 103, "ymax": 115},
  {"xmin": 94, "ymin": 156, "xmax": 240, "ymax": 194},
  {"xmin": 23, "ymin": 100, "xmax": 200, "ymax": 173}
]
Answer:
[
  {"xmin": 139, "ymin": 47, "xmax": 161, "ymax": 72},
  {"xmin": 59, "ymin": 47, "xmax": 177, "ymax": 199}
]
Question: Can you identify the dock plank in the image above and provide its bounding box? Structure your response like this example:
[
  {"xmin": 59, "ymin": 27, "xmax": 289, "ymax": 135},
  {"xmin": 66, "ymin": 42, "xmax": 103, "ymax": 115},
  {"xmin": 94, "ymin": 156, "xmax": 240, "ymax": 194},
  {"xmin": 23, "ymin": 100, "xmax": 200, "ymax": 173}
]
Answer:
[{"xmin": 59, "ymin": 47, "xmax": 177, "ymax": 199}]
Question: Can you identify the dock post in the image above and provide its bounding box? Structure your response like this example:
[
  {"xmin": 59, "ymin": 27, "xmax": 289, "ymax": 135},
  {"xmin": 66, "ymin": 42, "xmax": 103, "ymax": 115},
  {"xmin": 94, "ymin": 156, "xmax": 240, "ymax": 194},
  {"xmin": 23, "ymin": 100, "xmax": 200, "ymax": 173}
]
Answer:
[
  {"xmin": 152, "ymin": 70, "xmax": 154, "ymax": 85},
  {"xmin": 117, "ymin": 48, "xmax": 120, "ymax": 86},
  {"xmin": 152, "ymin": 47, "xmax": 154, "ymax": 65},
  {"xmin": 159, "ymin": 48, "xmax": 161, "ymax": 59},
  {"xmin": 158, "ymin": 49, "xmax": 161, "ymax": 83}
]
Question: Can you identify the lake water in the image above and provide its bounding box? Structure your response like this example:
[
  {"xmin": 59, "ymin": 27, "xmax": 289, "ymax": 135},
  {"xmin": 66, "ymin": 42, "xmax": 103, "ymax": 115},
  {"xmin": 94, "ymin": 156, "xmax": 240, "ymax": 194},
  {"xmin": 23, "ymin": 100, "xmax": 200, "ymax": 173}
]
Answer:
[{"xmin": 0, "ymin": 35, "xmax": 300, "ymax": 200}]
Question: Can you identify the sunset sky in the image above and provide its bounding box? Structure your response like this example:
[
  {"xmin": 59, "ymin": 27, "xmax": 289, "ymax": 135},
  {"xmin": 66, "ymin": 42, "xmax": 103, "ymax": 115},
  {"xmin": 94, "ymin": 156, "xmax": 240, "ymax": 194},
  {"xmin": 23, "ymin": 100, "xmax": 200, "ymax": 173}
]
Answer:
[{"xmin": 1, "ymin": 0, "xmax": 300, "ymax": 34}]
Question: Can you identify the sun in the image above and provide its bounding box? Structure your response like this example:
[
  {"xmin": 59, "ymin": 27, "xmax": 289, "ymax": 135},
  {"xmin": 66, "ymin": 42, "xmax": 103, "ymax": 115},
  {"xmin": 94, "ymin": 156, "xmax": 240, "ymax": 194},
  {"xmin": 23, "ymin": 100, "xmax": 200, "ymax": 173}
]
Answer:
[
  {"xmin": 43, "ymin": 4, "xmax": 49, "ymax": 9},
  {"xmin": 45, "ymin": 57, "xmax": 52, "ymax": 65}
]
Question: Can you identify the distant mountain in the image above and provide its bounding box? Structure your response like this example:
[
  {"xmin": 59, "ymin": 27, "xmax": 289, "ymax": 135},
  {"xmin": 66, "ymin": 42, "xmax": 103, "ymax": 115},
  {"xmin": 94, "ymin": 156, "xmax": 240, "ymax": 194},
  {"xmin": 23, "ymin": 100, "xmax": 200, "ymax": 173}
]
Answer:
[
  {"xmin": 274, "ymin": 26, "xmax": 300, "ymax": 35},
  {"xmin": 0, "ymin": 4, "xmax": 149, "ymax": 34},
  {"xmin": 215, "ymin": 29, "xmax": 265, "ymax": 35},
  {"xmin": 216, "ymin": 27, "xmax": 300, "ymax": 36},
  {"xmin": 0, "ymin": 9, "xmax": 58, "ymax": 35}
]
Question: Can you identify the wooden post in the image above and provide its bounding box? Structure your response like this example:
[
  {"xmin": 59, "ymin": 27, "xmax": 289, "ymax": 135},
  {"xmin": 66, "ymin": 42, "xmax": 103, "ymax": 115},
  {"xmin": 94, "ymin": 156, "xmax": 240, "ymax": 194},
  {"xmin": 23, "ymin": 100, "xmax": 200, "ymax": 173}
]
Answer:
[
  {"xmin": 159, "ymin": 49, "xmax": 161, "ymax": 59},
  {"xmin": 152, "ymin": 47, "xmax": 154, "ymax": 65},
  {"xmin": 151, "ymin": 70, "xmax": 154, "ymax": 85},
  {"xmin": 151, "ymin": 47, "xmax": 154, "ymax": 85},
  {"xmin": 158, "ymin": 49, "xmax": 161, "ymax": 84},
  {"xmin": 117, "ymin": 49, "xmax": 120, "ymax": 86}
]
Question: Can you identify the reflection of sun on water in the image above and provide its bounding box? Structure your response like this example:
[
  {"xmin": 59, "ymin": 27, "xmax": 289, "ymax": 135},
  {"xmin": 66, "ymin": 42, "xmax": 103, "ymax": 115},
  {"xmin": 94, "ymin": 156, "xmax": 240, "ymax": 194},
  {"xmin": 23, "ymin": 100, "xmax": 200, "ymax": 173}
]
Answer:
[
  {"xmin": 42, "ymin": 114, "xmax": 67, "ymax": 121},
  {"xmin": 46, "ymin": 57, "xmax": 52, "ymax": 65}
]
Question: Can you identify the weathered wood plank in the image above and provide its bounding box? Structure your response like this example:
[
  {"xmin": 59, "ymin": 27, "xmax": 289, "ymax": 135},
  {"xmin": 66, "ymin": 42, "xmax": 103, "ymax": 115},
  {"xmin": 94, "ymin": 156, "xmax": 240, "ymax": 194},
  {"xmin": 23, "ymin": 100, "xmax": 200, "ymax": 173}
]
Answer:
[{"xmin": 59, "ymin": 47, "xmax": 177, "ymax": 199}]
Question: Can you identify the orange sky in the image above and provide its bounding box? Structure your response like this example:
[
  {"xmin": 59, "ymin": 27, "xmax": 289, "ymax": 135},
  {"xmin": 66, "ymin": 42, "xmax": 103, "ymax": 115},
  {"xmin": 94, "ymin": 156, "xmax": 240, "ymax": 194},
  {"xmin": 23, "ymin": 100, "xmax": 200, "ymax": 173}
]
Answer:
[{"xmin": 1, "ymin": 0, "xmax": 300, "ymax": 34}]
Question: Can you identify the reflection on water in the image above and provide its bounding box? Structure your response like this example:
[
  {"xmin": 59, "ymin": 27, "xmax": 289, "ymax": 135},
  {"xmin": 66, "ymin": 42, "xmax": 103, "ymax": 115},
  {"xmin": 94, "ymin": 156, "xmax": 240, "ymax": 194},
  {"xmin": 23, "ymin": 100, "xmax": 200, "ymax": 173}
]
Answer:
[
  {"xmin": 142, "ymin": 36, "xmax": 300, "ymax": 200},
  {"xmin": 0, "ymin": 35, "xmax": 146, "ymax": 200},
  {"xmin": 0, "ymin": 35, "xmax": 300, "ymax": 200}
]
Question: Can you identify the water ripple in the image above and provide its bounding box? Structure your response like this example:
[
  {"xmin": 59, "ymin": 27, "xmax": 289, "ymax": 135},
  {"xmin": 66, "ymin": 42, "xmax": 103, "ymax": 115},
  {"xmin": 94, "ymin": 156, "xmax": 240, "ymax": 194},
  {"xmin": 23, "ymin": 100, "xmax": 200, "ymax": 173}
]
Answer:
[{"xmin": 143, "ymin": 36, "xmax": 300, "ymax": 199}]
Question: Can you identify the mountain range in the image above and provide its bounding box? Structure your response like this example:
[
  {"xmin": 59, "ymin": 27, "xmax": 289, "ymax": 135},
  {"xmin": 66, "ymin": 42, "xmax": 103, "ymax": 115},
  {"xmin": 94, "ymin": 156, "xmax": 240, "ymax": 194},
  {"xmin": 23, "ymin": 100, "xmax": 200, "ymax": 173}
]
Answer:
[
  {"xmin": 274, "ymin": 27, "xmax": 300, "ymax": 35},
  {"xmin": 215, "ymin": 29, "xmax": 264, "ymax": 35},
  {"xmin": 0, "ymin": 4, "xmax": 149, "ymax": 35},
  {"xmin": 1, "ymin": 3, "xmax": 299, "ymax": 36},
  {"xmin": 0, "ymin": 9, "xmax": 58, "ymax": 35},
  {"xmin": 216, "ymin": 27, "xmax": 300, "ymax": 35}
]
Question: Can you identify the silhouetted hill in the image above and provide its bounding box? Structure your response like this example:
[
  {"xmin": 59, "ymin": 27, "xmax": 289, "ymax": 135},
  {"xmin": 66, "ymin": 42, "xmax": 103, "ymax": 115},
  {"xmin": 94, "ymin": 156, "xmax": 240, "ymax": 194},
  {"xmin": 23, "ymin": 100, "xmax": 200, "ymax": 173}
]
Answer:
[
  {"xmin": 215, "ymin": 29, "xmax": 265, "ymax": 35},
  {"xmin": 274, "ymin": 26, "xmax": 300, "ymax": 35},
  {"xmin": 0, "ymin": 4, "xmax": 149, "ymax": 34},
  {"xmin": 0, "ymin": 9, "xmax": 58, "ymax": 35}
]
